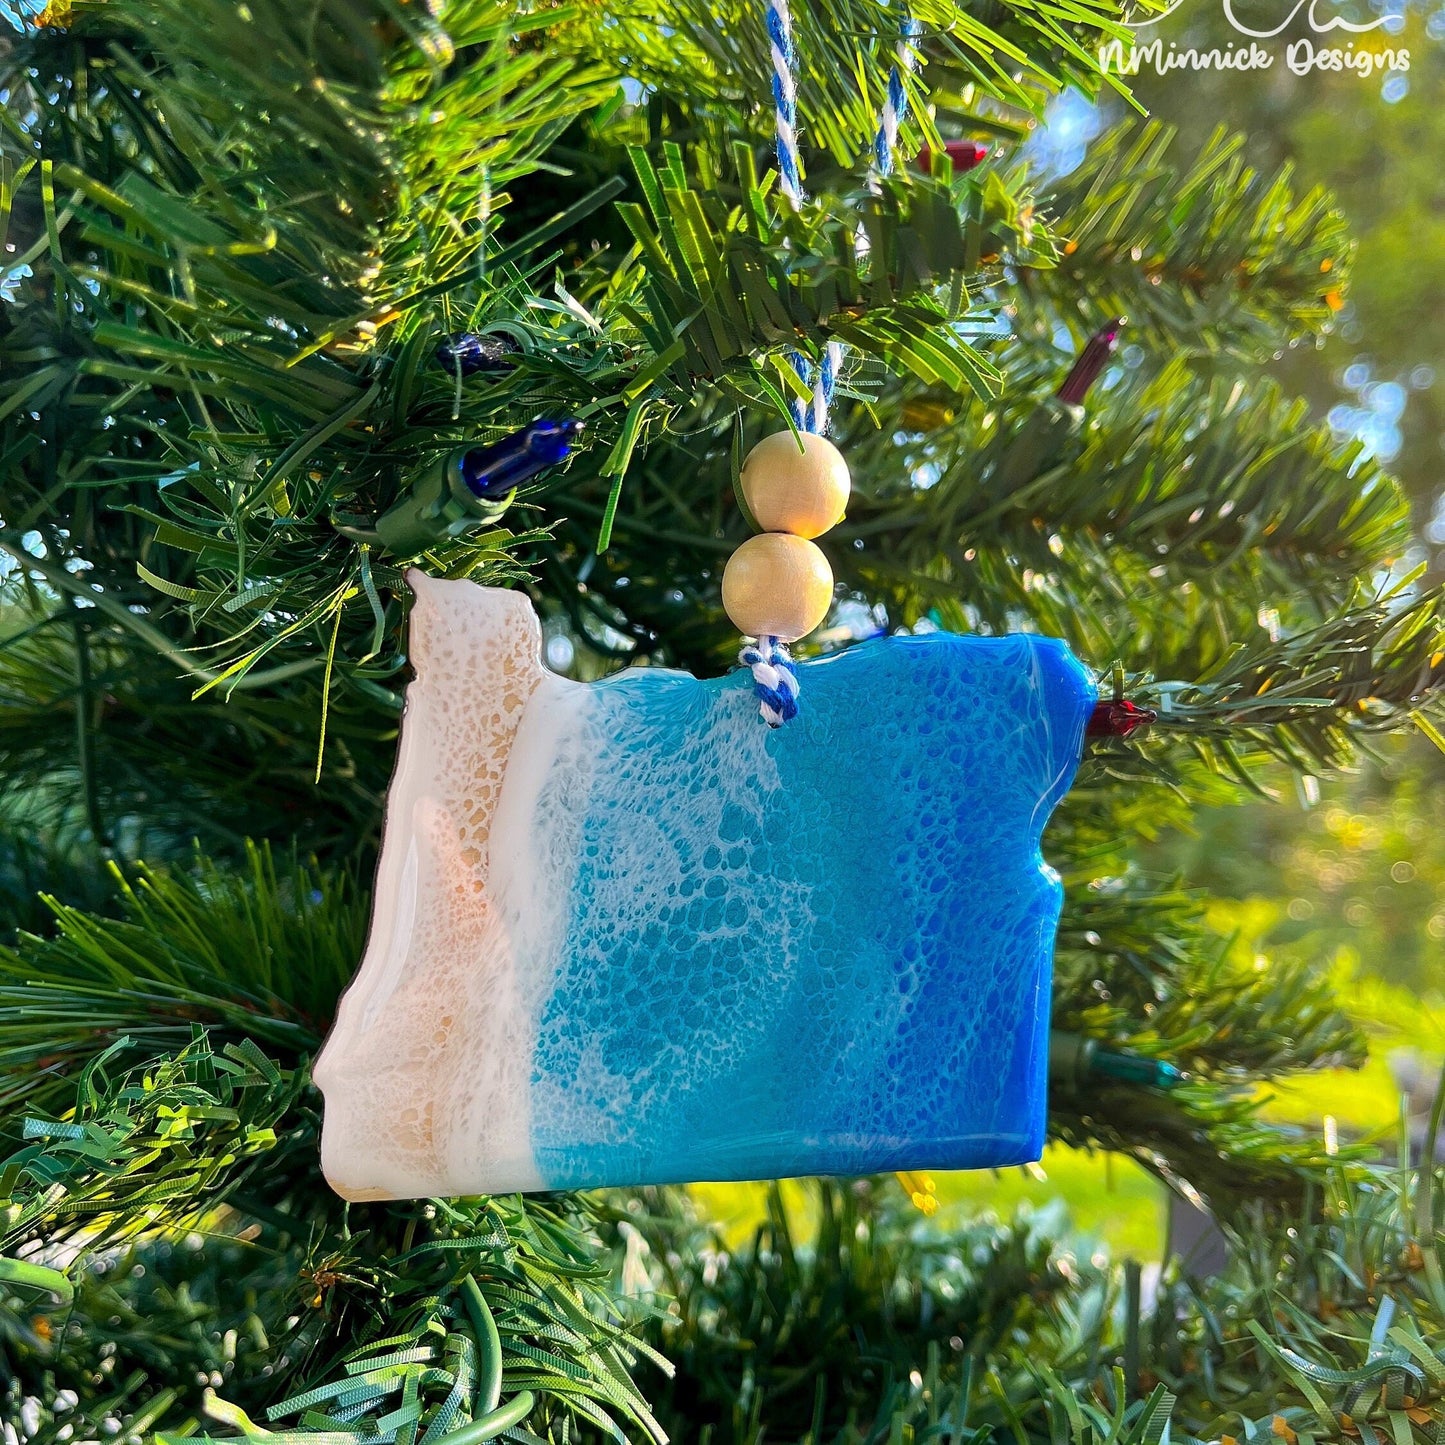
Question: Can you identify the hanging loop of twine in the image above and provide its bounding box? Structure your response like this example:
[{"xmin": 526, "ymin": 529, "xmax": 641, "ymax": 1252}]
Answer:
[{"xmin": 746, "ymin": 1, "xmax": 918, "ymax": 726}]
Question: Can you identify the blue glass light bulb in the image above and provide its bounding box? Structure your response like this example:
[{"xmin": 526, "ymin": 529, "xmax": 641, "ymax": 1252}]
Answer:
[
  {"xmin": 457, "ymin": 419, "xmax": 585, "ymax": 498},
  {"xmin": 435, "ymin": 332, "xmax": 519, "ymax": 376}
]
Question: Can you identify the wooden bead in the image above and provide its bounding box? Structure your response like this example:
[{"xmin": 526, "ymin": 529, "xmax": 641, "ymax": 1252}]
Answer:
[
  {"xmin": 721, "ymin": 533, "xmax": 833, "ymax": 642},
  {"xmin": 740, "ymin": 431, "xmax": 851, "ymax": 539}
]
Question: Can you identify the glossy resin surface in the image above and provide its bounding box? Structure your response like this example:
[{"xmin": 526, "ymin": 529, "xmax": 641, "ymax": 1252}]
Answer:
[{"xmin": 314, "ymin": 574, "xmax": 1096, "ymax": 1199}]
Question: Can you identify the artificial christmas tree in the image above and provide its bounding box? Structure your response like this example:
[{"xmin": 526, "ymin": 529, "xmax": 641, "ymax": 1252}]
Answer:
[{"xmin": 1, "ymin": 3, "xmax": 1442, "ymax": 1444}]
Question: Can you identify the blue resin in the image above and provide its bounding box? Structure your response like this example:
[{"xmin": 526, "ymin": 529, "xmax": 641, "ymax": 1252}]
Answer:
[{"xmin": 525, "ymin": 631, "xmax": 1095, "ymax": 1189}]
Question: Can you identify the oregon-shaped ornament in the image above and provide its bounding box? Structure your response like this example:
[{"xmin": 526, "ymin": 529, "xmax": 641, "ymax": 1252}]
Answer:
[{"xmin": 314, "ymin": 573, "xmax": 1096, "ymax": 1199}]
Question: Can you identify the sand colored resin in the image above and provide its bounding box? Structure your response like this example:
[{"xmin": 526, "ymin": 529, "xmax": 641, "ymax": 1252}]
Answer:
[{"xmin": 314, "ymin": 573, "xmax": 1096, "ymax": 1200}]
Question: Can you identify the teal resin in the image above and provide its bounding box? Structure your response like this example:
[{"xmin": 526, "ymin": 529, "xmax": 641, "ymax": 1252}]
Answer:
[{"xmin": 525, "ymin": 630, "xmax": 1097, "ymax": 1188}]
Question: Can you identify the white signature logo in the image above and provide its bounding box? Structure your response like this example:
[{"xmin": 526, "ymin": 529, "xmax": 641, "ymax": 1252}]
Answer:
[
  {"xmin": 1100, "ymin": 0, "xmax": 1407, "ymax": 79},
  {"xmin": 1133, "ymin": 0, "xmax": 1388, "ymax": 35}
]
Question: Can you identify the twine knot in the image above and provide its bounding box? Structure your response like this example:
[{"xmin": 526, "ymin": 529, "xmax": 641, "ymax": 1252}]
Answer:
[{"xmin": 740, "ymin": 637, "xmax": 800, "ymax": 728}]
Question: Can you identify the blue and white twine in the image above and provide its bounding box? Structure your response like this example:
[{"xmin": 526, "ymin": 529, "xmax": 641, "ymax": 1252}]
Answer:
[
  {"xmin": 767, "ymin": 0, "xmax": 804, "ymax": 210},
  {"xmin": 743, "ymin": 0, "xmax": 918, "ymax": 727},
  {"xmin": 871, "ymin": 16, "xmax": 922, "ymax": 179},
  {"xmin": 769, "ymin": 0, "xmax": 815, "ymax": 436},
  {"xmin": 769, "ymin": 0, "xmax": 918, "ymax": 438},
  {"xmin": 740, "ymin": 638, "xmax": 800, "ymax": 727}
]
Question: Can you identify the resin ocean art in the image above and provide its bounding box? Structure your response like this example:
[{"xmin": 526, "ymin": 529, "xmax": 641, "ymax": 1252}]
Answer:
[{"xmin": 315, "ymin": 574, "xmax": 1096, "ymax": 1199}]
